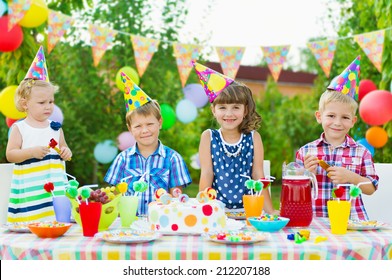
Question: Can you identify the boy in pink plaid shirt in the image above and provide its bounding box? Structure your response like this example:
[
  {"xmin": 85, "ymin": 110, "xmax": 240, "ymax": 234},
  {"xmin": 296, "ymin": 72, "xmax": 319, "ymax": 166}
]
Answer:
[{"xmin": 296, "ymin": 56, "xmax": 379, "ymax": 220}]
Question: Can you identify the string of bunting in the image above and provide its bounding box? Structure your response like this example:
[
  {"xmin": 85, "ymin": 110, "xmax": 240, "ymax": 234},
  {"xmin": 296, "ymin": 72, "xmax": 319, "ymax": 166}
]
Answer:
[{"xmin": 5, "ymin": 0, "xmax": 392, "ymax": 87}]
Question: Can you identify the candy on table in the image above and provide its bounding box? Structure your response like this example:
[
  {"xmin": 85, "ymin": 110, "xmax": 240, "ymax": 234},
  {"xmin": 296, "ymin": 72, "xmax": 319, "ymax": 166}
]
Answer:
[
  {"xmin": 43, "ymin": 182, "xmax": 55, "ymax": 197},
  {"xmin": 33, "ymin": 221, "xmax": 68, "ymax": 227},
  {"xmin": 217, "ymin": 233, "xmax": 226, "ymax": 240},
  {"xmin": 258, "ymin": 214, "xmax": 281, "ymax": 221},
  {"xmin": 154, "ymin": 188, "xmax": 167, "ymax": 201},
  {"xmin": 294, "ymin": 233, "xmax": 307, "ymax": 244},
  {"xmin": 178, "ymin": 193, "xmax": 189, "ymax": 203},
  {"xmin": 314, "ymin": 236, "xmax": 328, "ymax": 244},
  {"xmin": 172, "ymin": 188, "xmax": 182, "ymax": 198},
  {"xmin": 196, "ymin": 190, "xmax": 209, "ymax": 203},
  {"xmin": 160, "ymin": 193, "xmax": 172, "ymax": 205},
  {"xmin": 206, "ymin": 187, "xmax": 217, "ymax": 200},
  {"xmin": 298, "ymin": 229, "xmax": 310, "ymax": 240},
  {"xmin": 48, "ymin": 138, "xmax": 72, "ymax": 161},
  {"xmin": 287, "ymin": 233, "xmax": 295, "ymax": 240}
]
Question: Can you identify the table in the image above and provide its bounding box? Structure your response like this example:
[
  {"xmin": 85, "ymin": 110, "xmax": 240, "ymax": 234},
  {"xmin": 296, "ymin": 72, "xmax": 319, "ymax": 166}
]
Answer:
[{"xmin": 1, "ymin": 218, "xmax": 391, "ymax": 260}]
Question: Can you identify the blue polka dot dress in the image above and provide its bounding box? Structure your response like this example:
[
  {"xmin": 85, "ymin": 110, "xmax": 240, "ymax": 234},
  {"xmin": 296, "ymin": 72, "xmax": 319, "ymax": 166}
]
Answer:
[{"xmin": 210, "ymin": 129, "xmax": 254, "ymax": 209}]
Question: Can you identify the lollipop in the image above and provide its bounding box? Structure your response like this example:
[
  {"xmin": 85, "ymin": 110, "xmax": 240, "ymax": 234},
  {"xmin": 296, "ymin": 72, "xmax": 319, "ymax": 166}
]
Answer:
[
  {"xmin": 44, "ymin": 182, "xmax": 55, "ymax": 197},
  {"xmin": 80, "ymin": 188, "xmax": 91, "ymax": 205},
  {"xmin": 48, "ymin": 138, "xmax": 72, "ymax": 161}
]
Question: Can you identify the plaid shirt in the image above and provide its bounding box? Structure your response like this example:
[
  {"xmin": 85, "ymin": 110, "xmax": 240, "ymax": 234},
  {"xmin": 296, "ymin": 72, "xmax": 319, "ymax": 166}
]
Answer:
[
  {"xmin": 296, "ymin": 133, "xmax": 379, "ymax": 220},
  {"xmin": 104, "ymin": 141, "xmax": 192, "ymax": 215}
]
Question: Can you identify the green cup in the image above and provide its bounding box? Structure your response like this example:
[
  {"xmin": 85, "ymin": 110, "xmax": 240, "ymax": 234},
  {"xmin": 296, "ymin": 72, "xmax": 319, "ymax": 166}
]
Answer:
[{"xmin": 119, "ymin": 196, "xmax": 139, "ymax": 228}]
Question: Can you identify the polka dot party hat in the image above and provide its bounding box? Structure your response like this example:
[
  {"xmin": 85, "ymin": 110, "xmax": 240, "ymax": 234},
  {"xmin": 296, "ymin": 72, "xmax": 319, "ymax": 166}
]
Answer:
[
  {"xmin": 327, "ymin": 56, "xmax": 360, "ymax": 101},
  {"xmin": 24, "ymin": 45, "xmax": 49, "ymax": 82},
  {"xmin": 121, "ymin": 71, "xmax": 152, "ymax": 112},
  {"xmin": 192, "ymin": 60, "xmax": 234, "ymax": 103}
]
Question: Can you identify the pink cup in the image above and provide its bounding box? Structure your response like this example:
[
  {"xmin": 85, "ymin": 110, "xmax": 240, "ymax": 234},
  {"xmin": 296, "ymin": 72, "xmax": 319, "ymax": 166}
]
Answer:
[{"xmin": 79, "ymin": 202, "xmax": 102, "ymax": 237}]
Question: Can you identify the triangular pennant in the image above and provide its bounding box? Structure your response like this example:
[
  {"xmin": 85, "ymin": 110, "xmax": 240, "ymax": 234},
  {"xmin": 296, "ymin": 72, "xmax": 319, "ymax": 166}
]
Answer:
[
  {"xmin": 354, "ymin": 30, "xmax": 385, "ymax": 72},
  {"xmin": 307, "ymin": 39, "xmax": 337, "ymax": 78},
  {"xmin": 327, "ymin": 56, "xmax": 360, "ymax": 101},
  {"xmin": 88, "ymin": 24, "xmax": 118, "ymax": 66},
  {"xmin": 215, "ymin": 46, "xmax": 245, "ymax": 79},
  {"xmin": 172, "ymin": 43, "xmax": 202, "ymax": 87},
  {"xmin": 24, "ymin": 45, "xmax": 49, "ymax": 81},
  {"xmin": 192, "ymin": 61, "xmax": 234, "ymax": 103},
  {"xmin": 47, "ymin": 10, "xmax": 75, "ymax": 54},
  {"xmin": 7, "ymin": 0, "xmax": 32, "ymax": 31},
  {"xmin": 130, "ymin": 35, "xmax": 160, "ymax": 77},
  {"xmin": 261, "ymin": 45, "xmax": 291, "ymax": 82},
  {"xmin": 121, "ymin": 72, "xmax": 152, "ymax": 112}
]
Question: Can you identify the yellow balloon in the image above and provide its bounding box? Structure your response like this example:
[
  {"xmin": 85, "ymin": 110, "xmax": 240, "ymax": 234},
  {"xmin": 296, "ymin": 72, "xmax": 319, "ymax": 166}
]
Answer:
[
  {"xmin": 0, "ymin": 86, "xmax": 27, "ymax": 119},
  {"xmin": 18, "ymin": 0, "xmax": 49, "ymax": 28}
]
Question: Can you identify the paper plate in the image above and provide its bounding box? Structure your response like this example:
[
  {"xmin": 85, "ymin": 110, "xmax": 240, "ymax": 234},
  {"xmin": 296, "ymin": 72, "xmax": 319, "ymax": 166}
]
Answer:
[
  {"xmin": 3, "ymin": 222, "xmax": 32, "ymax": 233},
  {"xmin": 226, "ymin": 210, "xmax": 246, "ymax": 220},
  {"xmin": 95, "ymin": 229, "xmax": 161, "ymax": 244},
  {"xmin": 202, "ymin": 231, "xmax": 270, "ymax": 245},
  {"xmin": 347, "ymin": 220, "xmax": 390, "ymax": 231}
]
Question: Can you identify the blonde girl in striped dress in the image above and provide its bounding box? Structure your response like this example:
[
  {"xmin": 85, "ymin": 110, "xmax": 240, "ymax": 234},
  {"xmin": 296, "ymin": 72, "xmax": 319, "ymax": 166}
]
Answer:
[{"xmin": 6, "ymin": 78, "xmax": 72, "ymax": 223}]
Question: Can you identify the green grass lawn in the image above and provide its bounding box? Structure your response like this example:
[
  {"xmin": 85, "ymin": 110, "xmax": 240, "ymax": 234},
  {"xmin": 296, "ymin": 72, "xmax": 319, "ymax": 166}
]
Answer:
[{"xmin": 183, "ymin": 183, "xmax": 281, "ymax": 210}]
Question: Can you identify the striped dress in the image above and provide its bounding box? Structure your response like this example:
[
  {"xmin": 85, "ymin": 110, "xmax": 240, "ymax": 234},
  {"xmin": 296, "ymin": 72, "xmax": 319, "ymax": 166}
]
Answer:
[{"xmin": 7, "ymin": 120, "xmax": 68, "ymax": 223}]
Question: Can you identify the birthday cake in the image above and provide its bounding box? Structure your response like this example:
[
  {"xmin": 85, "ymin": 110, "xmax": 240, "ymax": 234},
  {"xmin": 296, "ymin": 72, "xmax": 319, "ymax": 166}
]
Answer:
[{"xmin": 148, "ymin": 188, "xmax": 227, "ymax": 234}]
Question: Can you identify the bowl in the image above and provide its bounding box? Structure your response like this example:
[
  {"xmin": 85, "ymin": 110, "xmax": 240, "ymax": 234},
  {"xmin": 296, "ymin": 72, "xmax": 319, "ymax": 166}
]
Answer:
[
  {"xmin": 28, "ymin": 222, "xmax": 72, "ymax": 238},
  {"xmin": 69, "ymin": 195, "xmax": 121, "ymax": 232},
  {"xmin": 248, "ymin": 216, "xmax": 290, "ymax": 232}
]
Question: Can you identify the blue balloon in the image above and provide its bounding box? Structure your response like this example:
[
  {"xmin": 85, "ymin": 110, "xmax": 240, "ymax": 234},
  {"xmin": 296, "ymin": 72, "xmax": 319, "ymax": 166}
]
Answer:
[
  {"xmin": 94, "ymin": 140, "xmax": 118, "ymax": 164},
  {"xmin": 176, "ymin": 99, "xmax": 197, "ymax": 124},
  {"xmin": 0, "ymin": 1, "xmax": 7, "ymax": 17},
  {"xmin": 357, "ymin": 138, "xmax": 375, "ymax": 156}
]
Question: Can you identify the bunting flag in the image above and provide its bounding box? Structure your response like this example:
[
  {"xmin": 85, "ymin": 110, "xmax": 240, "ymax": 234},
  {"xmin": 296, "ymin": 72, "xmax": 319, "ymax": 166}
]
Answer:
[
  {"xmin": 47, "ymin": 11, "xmax": 75, "ymax": 54},
  {"xmin": 7, "ymin": 0, "xmax": 32, "ymax": 31},
  {"xmin": 130, "ymin": 35, "xmax": 160, "ymax": 77},
  {"xmin": 172, "ymin": 43, "xmax": 202, "ymax": 87},
  {"xmin": 354, "ymin": 30, "xmax": 385, "ymax": 72},
  {"xmin": 307, "ymin": 39, "xmax": 337, "ymax": 78},
  {"xmin": 261, "ymin": 45, "xmax": 291, "ymax": 82},
  {"xmin": 88, "ymin": 24, "xmax": 118, "ymax": 66},
  {"xmin": 215, "ymin": 46, "xmax": 245, "ymax": 79}
]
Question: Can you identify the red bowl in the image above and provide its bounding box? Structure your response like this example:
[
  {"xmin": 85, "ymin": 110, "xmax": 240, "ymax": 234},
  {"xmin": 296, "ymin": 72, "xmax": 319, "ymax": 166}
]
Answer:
[{"xmin": 28, "ymin": 222, "xmax": 72, "ymax": 238}]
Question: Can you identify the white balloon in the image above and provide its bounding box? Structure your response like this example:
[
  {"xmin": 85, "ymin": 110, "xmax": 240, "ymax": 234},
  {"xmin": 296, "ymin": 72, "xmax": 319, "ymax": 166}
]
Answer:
[{"xmin": 176, "ymin": 99, "xmax": 197, "ymax": 124}]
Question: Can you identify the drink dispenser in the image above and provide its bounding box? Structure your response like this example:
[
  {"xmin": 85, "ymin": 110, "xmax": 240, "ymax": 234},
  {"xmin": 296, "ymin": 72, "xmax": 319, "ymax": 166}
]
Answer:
[{"xmin": 280, "ymin": 162, "xmax": 318, "ymax": 227}]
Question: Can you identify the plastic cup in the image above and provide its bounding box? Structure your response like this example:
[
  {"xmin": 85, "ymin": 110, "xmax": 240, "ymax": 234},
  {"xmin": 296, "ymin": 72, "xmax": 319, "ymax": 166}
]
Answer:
[
  {"xmin": 52, "ymin": 196, "xmax": 71, "ymax": 223},
  {"xmin": 119, "ymin": 196, "xmax": 139, "ymax": 228},
  {"xmin": 243, "ymin": 194, "xmax": 264, "ymax": 225},
  {"xmin": 79, "ymin": 202, "xmax": 102, "ymax": 237},
  {"xmin": 327, "ymin": 200, "xmax": 351, "ymax": 234}
]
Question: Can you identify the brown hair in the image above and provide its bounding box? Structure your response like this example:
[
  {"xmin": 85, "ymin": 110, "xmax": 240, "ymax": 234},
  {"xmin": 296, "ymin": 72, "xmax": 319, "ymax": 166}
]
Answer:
[
  {"xmin": 212, "ymin": 82, "xmax": 262, "ymax": 134},
  {"xmin": 15, "ymin": 79, "xmax": 59, "ymax": 112},
  {"xmin": 125, "ymin": 100, "xmax": 162, "ymax": 127},
  {"xmin": 319, "ymin": 89, "xmax": 358, "ymax": 115}
]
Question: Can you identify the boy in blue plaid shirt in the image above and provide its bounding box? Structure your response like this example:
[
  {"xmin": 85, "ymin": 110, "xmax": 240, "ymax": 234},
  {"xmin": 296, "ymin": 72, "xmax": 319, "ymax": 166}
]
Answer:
[{"xmin": 104, "ymin": 72, "xmax": 192, "ymax": 215}]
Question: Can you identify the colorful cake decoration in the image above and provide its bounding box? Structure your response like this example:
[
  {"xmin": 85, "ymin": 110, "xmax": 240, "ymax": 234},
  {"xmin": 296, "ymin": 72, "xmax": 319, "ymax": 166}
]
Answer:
[
  {"xmin": 327, "ymin": 55, "xmax": 360, "ymax": 101},
  {"xmin": 192, "ymin": 60, "xmax": 234, "ymax": 103},
  {"xmin": 121, "ymin": 71, "xmax": 152, "ymax": 112},
  {"xmin": 24, "ymin": 45, "xmax": 49, "ymax": 82}
]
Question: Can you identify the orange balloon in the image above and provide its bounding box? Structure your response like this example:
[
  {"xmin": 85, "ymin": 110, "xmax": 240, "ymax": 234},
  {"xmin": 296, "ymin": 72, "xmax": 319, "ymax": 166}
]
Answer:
[{"xmin": 365, "ymin": 126, "xmax": 388, "ymax": 148}]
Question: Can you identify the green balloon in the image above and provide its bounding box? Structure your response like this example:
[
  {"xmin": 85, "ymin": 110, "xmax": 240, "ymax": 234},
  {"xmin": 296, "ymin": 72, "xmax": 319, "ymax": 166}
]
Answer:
[
  {"xmin": 160, "ymin": 103, "xmax": 176, "ymax": 130},
  {"xmin": 115, "ymin": 66, "xmax": 140, "ymax": 92}
]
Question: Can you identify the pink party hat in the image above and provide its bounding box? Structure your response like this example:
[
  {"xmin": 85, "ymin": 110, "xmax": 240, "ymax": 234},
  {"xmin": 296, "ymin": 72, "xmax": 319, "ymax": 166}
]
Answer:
[
  {"xmin": 327, "ymin": 56, "xmax": 360, "ymax": 101},
  {"xmin": 121, "ymin": 72, "xmax": 152, "ymax": 112},
  {"xmin": 192, "ymin": 61, "xmax": 234, "ymax": 103},
  {"xmin": 24, "ymin": 46, "xmax": 49, "ymax": 82}
]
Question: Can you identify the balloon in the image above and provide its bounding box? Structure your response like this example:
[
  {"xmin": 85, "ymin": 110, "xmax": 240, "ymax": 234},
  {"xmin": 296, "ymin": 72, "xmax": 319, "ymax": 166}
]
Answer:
[
  {"xmin": 5, "ymin": 117, "xmax": 18, "ymax": 128},
  {"xmin": 357, "ymin": 138, "xmax": 375, "ymax": 156},
  {"xmin": 176, "ymin": 99, "xmax": 197, "ymax": 124},
  {"xmin": 94, "ymin": 140, "xmax": 118, "ymax": 164},
  {"xmin": 117, "ymin": 131, "xmax": 136, "ymax": 151},
  {"xmin": 0, "ymin": 86, "xmax": 27, "ymax": 119},
  {"xmin": 183, "ymin": 84, "xmax": 209, "ymax": 108},
  {"xmin": 115, "ymin": 66, "xmax": 139, "ymax": 92},
  {"xmin": 0, "ymin": 15, "xmax": 24, "ymax": 52},
  {"xmin": 359, "ymin": 90, "xmax": 392, "ymax": 126},
  {"xmin": 18, "ymin": 0, "xmax": 49, "ymax": 28},
  {"xmin": 0, "ymin": 1, "xmax": 8, "ymax": 17},
  {"xmin": 160, "ymin": 103, "xmax": 176, "ymax": 129},
  {"xmin": 50, "ymin": 104, "xmax": 64, "ymax": 124},
  {"xmin": 365, "ymin": 126, "xmax": 388, "ymax": 148},
  {"xmin": 358, "ymin": 79, "xmax": 377, "ymax": 101}
]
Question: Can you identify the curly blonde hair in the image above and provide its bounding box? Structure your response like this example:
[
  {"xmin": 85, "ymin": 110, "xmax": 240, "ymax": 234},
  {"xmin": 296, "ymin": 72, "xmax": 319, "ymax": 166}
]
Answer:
[
  {"xmin": 15, "ymin": 78, "xmax": 59, "ymax": 112},
  {"xmin": 212, "ymin": 82, "xmax": 262, "ymax": 134}
]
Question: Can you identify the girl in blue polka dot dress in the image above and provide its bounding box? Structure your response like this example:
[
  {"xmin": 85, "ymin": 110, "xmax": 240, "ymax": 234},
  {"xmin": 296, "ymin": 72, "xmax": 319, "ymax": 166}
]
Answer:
[{"xmin": 193, "ymin": 61, "xmax": 278, "ymax": 214}]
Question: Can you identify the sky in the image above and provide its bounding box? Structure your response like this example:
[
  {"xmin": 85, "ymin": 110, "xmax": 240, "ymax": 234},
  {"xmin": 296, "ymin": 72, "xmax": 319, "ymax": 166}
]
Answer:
[{"xmin": 178, "ymin": 0, "xmax": 340, "ymax": 67}]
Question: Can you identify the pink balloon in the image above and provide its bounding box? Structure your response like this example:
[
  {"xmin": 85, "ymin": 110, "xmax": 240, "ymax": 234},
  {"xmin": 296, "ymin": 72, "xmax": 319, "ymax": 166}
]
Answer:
[
  {"xmin": 117, "ymin": 131, "xmax": 136, "ymax": 151},
  {"xmin": 359, "ymin": 90, "xmax": 392, "ymax": 125},
  {"xmin": 0, "ymin": 15, "xmax": 23, "ymax": 52}
]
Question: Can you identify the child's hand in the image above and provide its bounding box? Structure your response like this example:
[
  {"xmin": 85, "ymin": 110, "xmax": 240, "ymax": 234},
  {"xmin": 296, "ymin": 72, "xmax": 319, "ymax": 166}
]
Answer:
[
  {"xmin": 60, "ymin": 146, "xmax": 72, "ymax": 161},
  {"xmin": 31, "ymin": 146, "xmax": 50, "ymax": 159},
  {"xmin": 327, "ymin": 166, "xmax": 354, "ymax": 185},
  {"xmin": 304, "ymin": 154, "xmax": 318, "ymax": 174}
]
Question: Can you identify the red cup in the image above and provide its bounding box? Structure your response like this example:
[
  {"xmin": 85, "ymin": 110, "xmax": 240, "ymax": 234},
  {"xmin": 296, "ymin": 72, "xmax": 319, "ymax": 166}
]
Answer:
[{"xmin": 79, "ymin": 202, "xmax": 102, "ymax": 237}]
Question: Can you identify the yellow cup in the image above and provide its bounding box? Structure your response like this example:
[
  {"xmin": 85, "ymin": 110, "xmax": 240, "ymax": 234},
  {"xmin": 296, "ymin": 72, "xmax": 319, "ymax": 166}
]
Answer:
[
  {"xmin": 327, "ymin": 200, "xmax": 351, "ymax": 234},
  {"xmin": 243, "ymin": 194, "xmax": 264, "ymax": 225}
]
